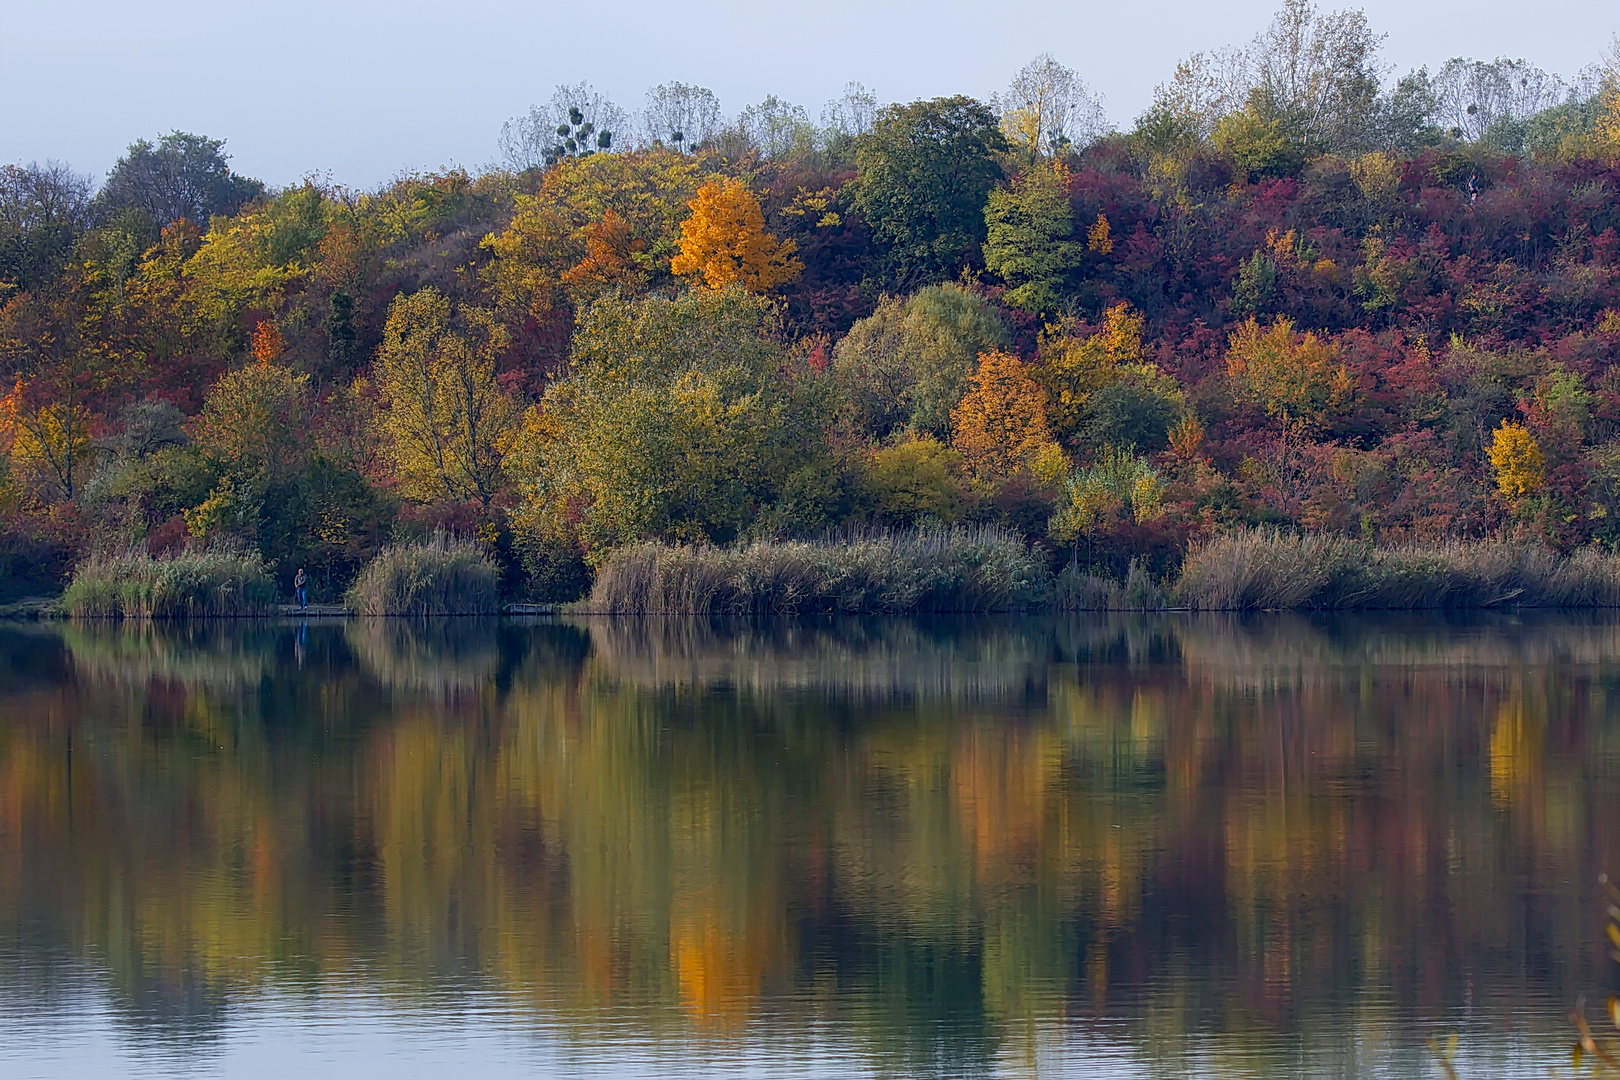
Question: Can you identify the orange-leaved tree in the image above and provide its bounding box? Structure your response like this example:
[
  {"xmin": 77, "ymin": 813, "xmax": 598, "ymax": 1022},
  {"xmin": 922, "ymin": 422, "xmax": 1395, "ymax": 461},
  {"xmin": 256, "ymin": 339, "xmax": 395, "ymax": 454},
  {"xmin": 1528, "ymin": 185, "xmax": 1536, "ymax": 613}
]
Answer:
[
  {"xmin": 250, "ymin": 320, "xmax": 285, "ymax": 365},
  {"xmin": 671, "ymin": 178, "xmax": 801, "ymax": 293},
  {"xmin": 950, "ymin": 350, "xmax": 1057, "ymax": 480},
  {"xmin": 560, "ymin": 209, "xmax": 647, "ymax": 303}
]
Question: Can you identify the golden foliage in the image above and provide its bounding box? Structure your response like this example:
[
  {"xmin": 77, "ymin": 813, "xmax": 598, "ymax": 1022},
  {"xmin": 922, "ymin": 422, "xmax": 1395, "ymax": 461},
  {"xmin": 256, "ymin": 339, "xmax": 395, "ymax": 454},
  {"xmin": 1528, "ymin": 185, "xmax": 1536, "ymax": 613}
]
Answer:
[
  {"xmin": 950, "ymin": 350, "xmax": 1056, "ymax": 480},
  {"xmin": 1086, "ymin": 213, "xmax": 1114, "ymax": 255},
  {"xmin": 1350, "ymin": 151, "xmax": 1401, "ymax": 204},
  {"xmin": 482, "ymin": 151, "xmax": 703, "ymax": 316},
  {"xmin": 1225, "ymin": 316, "xmax": 1354, "ymax": 428},
  {"xmin": 866, "ymin": 437, "xmax": 966, "ymax": 523},
  {"xmin": 1049, "ymin": 449, "xmax": 1166, "ymax": 542},
  {"xmin": 1167, "ymin": 413, "xmax": 1206, "ymax": 464},
  {"xmin": 1487, "ymin": 420, "xmax": 1546, "ymax": 498},
  {"xmin": 1036, "ymin": 302, "xmax": 1143, "ymax": 437},
  {"xmin": 0, "ymin": 386, "xmax": 92, "ymax": 505},
  {"xmin": 250, "ymin": 320, "xmax": 284, "ymax": 364},
  {"xmin": 373, "ymin": 287, "xmax": 521, "ymax": 508},
  {"xmin": 670, "ymin": 178, "xmax": 802, "ymax": 293}
]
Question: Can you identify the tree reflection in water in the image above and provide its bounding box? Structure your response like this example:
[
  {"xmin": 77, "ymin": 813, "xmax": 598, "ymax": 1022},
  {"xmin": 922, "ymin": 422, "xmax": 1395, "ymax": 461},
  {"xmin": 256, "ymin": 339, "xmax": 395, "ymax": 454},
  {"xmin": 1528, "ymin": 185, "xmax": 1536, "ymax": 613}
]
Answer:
[{"xmin": 0, "ymin": 612, "xmax": 1616, "ymax": 1076}]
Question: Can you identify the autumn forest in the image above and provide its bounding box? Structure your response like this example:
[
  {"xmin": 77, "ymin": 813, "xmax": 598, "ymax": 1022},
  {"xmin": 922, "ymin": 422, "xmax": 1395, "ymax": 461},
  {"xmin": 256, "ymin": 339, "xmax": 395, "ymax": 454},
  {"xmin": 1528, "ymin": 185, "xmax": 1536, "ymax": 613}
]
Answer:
[{"xmin": 6, "ymin": 0, "xmax": 1620, "ymax": 605}]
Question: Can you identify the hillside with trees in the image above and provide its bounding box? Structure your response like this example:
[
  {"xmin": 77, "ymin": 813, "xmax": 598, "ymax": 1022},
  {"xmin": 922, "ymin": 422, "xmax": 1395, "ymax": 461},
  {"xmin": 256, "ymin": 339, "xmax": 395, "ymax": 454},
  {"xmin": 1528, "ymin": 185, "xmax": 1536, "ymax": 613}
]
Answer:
[{"xmin": 5, "ymin": 1, "xmax": 1620, "ymax": 604}]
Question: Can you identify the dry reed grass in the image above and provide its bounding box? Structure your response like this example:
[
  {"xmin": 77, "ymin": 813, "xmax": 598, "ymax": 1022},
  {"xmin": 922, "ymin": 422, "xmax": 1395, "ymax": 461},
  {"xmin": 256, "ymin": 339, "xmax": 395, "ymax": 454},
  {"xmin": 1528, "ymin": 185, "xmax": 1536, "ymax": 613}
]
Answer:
[
  {"xmin": 347, "ymin": 533, "xmax": 501, "ymax": 616},
  {"xmin": 585, "ymin": 526, "xmax": 1048, "ymax": 615},
  {"xmin": 62, "ymin": 548, "xmax": 278, "ymax": 619}
]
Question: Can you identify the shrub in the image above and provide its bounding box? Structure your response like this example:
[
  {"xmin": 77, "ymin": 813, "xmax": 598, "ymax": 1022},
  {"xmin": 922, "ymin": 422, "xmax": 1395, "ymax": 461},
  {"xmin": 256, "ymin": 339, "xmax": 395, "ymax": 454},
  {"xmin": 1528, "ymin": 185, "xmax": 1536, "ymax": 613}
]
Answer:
[
  {"xmin": 866, "ymin": 437, "xmax": 966, "ymax": 524},
  {"xmin": 63, "ymin": 548, "xmax": 278, "ymax": 618},
  {"xmin": 585, "ymin": 525, "xmax": 1050, "ymax": 615},
  {"xmin": 346, "ymin": 533, "xmax": 501, "ymax": 616}
]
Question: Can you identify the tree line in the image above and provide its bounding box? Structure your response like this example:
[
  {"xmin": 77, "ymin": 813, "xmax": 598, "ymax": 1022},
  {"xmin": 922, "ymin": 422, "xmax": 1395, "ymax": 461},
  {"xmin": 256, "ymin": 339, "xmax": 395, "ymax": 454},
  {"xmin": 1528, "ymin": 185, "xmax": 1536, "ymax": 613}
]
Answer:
[{"xmin": 3, "ymin": 0, "xmax": 1620, "ymax": 600}]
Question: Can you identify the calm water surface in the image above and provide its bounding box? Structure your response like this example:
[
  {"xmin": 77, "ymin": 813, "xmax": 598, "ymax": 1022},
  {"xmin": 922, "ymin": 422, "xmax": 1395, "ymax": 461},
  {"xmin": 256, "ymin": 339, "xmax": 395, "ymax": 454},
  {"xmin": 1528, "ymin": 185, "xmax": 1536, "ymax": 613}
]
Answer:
[{"xmin": 2, "ymin": 613, "xmax": 1618, "ymax": 1078}]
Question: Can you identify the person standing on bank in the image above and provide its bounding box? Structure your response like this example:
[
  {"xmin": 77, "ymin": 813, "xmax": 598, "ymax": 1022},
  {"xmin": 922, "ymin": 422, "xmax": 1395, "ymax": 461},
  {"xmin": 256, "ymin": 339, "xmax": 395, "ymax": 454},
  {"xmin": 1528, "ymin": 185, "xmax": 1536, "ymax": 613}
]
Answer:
[{"xmin": 294, "ymin": 568, "xmax": 308, "ymax": 610}]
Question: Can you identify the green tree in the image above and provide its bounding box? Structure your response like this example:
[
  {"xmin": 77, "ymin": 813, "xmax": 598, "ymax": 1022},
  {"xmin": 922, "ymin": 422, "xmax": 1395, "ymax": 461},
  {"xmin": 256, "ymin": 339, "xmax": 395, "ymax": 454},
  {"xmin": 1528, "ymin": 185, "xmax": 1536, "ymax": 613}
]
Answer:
[
  {"xmin": 850, "ymin": 97, "xmax": 1007, "ymax": 281},
  {"xmin": 0, "ymin": 163, "xmax": 93, "ymax": 297},
  {"xmin": 1212, "ymin": 98, "xmax": 1307, "ymax": 181},
  {"xmin": 95, "ymin": 132, "xmax": 263, "ymax": 229},
  {"xmin": 184, "ymin": 359, "xmax": 312, "ymax": 542},
  {"xmin": 832, "ymin": 283, "xmax": 1009, "ymax": 439},
  {"xmin": 192, "ymin": 359, "xmax": 310, "ymax": 479},
  {"xmin": 512, "ymin": 287, "xmax": 840, "ymax": 560},
  {"xmin": 1082, "ymin": 377, "xmax": 1183, "ymax": 453},
  {"xmin": 982, "ymin": 164, "xmax": 1079, "ymax": 315}
]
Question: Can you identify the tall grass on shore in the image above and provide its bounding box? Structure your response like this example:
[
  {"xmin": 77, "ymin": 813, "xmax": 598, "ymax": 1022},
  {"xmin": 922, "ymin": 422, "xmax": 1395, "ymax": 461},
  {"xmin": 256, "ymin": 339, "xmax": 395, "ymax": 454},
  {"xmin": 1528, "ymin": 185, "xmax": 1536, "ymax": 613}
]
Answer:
[
  {"xmin": 347, "ymin": 533, "xmax": 501, "ymax": 616},
  {"xmin": 63, "ymin": 548, "xmax": 278, "ymax": 618},
  {"xmin": 1173, "ymin": 527, "xmax": 1620, "ymax": 610},
  {"xmin": 586, "ymin": 526, "xmax": 1049, "ymax": 615}
]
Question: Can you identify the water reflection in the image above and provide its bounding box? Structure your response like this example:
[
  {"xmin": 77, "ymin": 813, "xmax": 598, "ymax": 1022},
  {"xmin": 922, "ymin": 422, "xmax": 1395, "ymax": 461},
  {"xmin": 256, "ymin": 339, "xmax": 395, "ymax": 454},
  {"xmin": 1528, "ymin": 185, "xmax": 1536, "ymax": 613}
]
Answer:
[{"xmin": 2, "ymin": 613, "xmax": 1617, "ymax": 1077}]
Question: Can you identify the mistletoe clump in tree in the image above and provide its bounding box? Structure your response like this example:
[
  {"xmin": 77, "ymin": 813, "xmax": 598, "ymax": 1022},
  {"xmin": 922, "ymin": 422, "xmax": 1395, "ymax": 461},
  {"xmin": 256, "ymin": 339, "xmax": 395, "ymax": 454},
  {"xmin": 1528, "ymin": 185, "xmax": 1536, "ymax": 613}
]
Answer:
[{"xmin": 545, "ymin": 107, "xmax": 614, "ymax": 167}]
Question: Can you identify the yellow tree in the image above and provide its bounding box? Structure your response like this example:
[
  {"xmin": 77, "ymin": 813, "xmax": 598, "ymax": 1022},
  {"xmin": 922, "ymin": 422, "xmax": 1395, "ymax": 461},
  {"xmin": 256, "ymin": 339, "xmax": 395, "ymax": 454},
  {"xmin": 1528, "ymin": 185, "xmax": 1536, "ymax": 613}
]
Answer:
[
  {"xmin": 950, "ymin": 350, "xmax": 1056, "ymax": 480},
  {"xmin": 1487, "ymin": 421, "xmax": 1545, "ymax": 498},
  {"xmin": 1036, "ymin": 302, "xmax": 1143, "ymax": 439},
  {"xmin": 192, "ymin": 360, "xmax": 310, "ymax": 477},
  {"xmin": 866, "ymin": 437, "xmax": 966, "ymax": 523},
  {"xmin": 1225, "ymin": 315, "xmax": 1354, "ymax": 430},
  {"xmin": 373, "ymin": 288, "xmax": 522, "ymax": 508},
  {"xmin": 670, "ymin": 178, "xmax": 801, "ymax": 293},
  {"xmin": 185, "ymin": 359, "xmax": 312, "ymax": 540},
  {"xmin": 1592, "ymin": 40, "xmax": 1620, "ymax": 160},
  {"xmin": 0, "ymin": 282, "xmax": 101, "ymax": 502},
  {"xmin": 482, "ymin": 151, "xmax": 702, "ymax": 318}
]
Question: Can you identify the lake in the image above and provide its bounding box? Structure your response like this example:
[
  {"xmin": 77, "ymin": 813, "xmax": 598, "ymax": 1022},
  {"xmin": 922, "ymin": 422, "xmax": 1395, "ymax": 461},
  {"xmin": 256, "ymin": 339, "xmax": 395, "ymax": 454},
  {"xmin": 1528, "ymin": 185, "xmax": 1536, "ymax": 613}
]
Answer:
[{"xmin": 2, "ymin": 613, "xmax": 1617, "ymax": 1078}]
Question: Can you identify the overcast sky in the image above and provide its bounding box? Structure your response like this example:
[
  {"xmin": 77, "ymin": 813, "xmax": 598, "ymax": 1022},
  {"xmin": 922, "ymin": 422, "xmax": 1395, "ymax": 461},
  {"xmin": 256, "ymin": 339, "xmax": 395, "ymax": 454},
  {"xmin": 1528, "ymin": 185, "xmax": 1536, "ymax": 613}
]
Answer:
[{"xmin": 2, "ymin": 0, "xmax": 1615, "ymax": 189}]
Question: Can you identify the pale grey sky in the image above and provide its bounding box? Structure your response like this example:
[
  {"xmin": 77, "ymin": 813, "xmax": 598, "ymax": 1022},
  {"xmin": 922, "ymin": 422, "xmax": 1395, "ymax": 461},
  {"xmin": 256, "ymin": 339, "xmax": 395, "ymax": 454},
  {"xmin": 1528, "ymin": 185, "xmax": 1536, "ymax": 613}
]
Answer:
[{"xmin": 1, "ymin": 0, "xmax": 1615, "ymax": 189}]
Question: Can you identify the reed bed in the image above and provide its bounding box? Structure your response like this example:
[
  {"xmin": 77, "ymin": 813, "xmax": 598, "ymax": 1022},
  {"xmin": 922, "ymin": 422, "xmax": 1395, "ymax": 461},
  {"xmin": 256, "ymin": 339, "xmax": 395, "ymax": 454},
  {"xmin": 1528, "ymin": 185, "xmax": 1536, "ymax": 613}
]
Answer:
[
  {"xmin": 62, "ymin": 548, "xmax": 278, "ymax": 619},
  {"xmin": 1174, "ymin": 527, "xmax": 1620, "ymax": 610},
  {"xmin": 585, "ymin": 526, "xmax": 1049, "ymax": 615},
  {"xmin": 347, "ymin": 534, "xmax": 501, "ymax": 616}
]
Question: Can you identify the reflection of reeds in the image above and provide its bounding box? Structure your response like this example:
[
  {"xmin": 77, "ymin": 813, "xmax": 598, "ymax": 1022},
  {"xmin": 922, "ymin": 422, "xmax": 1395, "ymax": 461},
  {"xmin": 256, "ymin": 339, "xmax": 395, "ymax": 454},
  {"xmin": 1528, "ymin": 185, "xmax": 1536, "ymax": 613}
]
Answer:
[
  {"xmin": 347, "ymin": 534, "xmax": 500, "ymax": 616},
  {"xmin": 63, "ymin": 549, "xmax": 277, "ymax": 618},
  {"xmin": 579, "ymin": 615, "xmax": 1051, "ymax": 703},
  {"xmin": 345, "ymin": 618, "xmax": 501, "ymax": 697},
  {"xmin": 1167, "ymin": 611, "xmax": 1620, "ymax": 690},
  {"xmin": 59, "ymin": 620, "xmax": 276, "ymax": 690},
  {"xmin": 585, "ymin": 610, "xmax": 1620, "ymax": 701},
  {"xmin": 585, "ymin": 526, "xmax": 1049, "ymax": 615}
]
